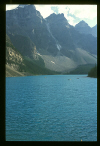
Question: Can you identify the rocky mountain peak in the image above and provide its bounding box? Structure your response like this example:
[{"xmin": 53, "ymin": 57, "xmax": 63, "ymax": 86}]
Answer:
[
  {"xmin": 6, "ymin": 4, "xmax": 43, "ymax": 33},
  {"xmin": 46, "ymin": 13, "xmax": 65, "ymax": 19},
  {"xmin": 75, "ymin": 20, "xmax": 92, "ymax": 36},
  {"xmin": 18, "ymin": 4, "xmax": 28, "ymax": 8},
  {"xmin": 18, "ymin": 4, "xmax": 36, "ymax": 9},
  {"xmin": 46, "ymin": 13, "xmax": 68, "ymax": 25},
  {"xmin": 6, "ymin": 4, "xmax": 36, "ymax": 18},
  {"xmin": 75, "ymin": 20, "xmax": 89, "ymax": 27},
  {"xmin": 75, "ymin": 20, "xmax": 97, "ymax": 37}
]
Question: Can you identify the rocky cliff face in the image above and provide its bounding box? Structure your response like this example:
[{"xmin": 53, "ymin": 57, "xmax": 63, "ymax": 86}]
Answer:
[
  {"xmin": 46, "ymin": 15, "xmax": 97, "ymax": 55},
  {"xmin": 6, "ymin": 5, "xmax": 58, "ymax": 56},
  {"xmin": 6, "ymin": 5, "xmax": 97, "ymax": 73},
  {"xmin": 6, "ymin": 47, "xmax": 24, "ymax": 70},
  {"xmin": 6, "ymin": 34, "xmax": 58, "ymax": 76},
  {"xmin": 6, "ymin": 34, "xmax": 25, "ymax": 71}
]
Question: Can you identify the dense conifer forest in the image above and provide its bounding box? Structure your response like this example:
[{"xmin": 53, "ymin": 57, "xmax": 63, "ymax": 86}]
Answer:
[{"xmin": 88, "ymin": 64, "xmax": 97, "ymax": 78}]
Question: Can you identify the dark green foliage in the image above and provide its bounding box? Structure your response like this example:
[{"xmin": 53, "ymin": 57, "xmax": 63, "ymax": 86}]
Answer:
[
  {"xmin": 21, "ymin": 57, "xmax": 59, "ymax": 75},
  {"xmin": 88, "ymin": 64, "xmax": 97, "ymax": 78},
  {"xmin": 23, "ymin": 56, "xmax": 45, "ymax": 68},
  {"xmin": 69, "ymin": 64, "xmax": 96, "ymax": 74},
  {"xmin": 31, "ymin": 56, "xmax": 45, "ymax": 68}
]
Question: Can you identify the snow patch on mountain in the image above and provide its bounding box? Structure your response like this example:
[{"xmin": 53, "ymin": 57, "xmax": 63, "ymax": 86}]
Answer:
[
  {"xmin": 51, "ymin": 61, "xmax": 55, "ymax": 64},
  {"xmin": 56, "ymin": 44, "xmax": 61, "ymax": 50}
]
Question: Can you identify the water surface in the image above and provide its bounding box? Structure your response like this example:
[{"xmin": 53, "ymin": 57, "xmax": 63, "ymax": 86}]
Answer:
[{"xmin": 6, "ymin": 75, "xmax": 97, "ymax": 141}]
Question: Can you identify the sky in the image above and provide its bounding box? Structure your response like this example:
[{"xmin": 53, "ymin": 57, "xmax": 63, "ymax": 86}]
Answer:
[{"xmin": 6, "ymin": 4, "xmax": 97, "ymax": 27}]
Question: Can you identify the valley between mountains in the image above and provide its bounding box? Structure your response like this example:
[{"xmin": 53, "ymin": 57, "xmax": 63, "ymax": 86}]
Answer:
[{"xmin": 6, "ymin": 5, "xmax": 97, "ymax": 77}]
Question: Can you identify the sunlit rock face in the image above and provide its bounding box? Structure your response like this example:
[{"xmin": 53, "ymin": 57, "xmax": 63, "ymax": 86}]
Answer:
[{"xmin": 6, "ymin": 34, "xmax": 25, "ymax": 72}]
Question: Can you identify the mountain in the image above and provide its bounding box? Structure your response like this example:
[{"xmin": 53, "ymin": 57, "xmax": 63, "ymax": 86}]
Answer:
[
  {"xmin": 6, "ymin": 5, "xmax": 58, "ymax": 56},
  {"xmin": 68, "ymin": 64, "xmax": 96, "ymax": 74},
  {"xmin": 6, "ymin": 34, "xmax": 25, "ymax": 73},
  {"xmin": 6, "ymin": 34, "xmax": 59, "ymax": 77},
  {"xmin": 75, "ymin": 20, "xmax": 92, "ymax": 35},
  {"xmin": 6, "ymin": 5, "xmax": 97, "ymax": 75},
  {"xmin": 46, "ymin": 14, "xmax": 97, "ymax": 55},
  {"xmin": 75, "ymin": 20, "xmax": 97, "ymax": 37},
  {"xmin": 91, "ymin": 25, "xmax": 97, "ymax": 37}
]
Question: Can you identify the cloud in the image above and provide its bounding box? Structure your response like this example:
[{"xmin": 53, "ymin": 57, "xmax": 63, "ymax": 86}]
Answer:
[
  {"xmin": 35, "ymin": 5, "xmax": 69, "ymax": 18},
  {"xmin": 57, "ymin": 5, "xmax": 69, "ymax": 14},
  {"xmin": 51, "ymin": 6, "xmax": 59, "ymax": 14},
  {"xmin": 35, "ymin": 5, "xmax": 97, "ymax": 26},
  {"xmin": 67, "ymin": 5, "xmax": 97, "ymax": 27},
  {"xmin": 66, "ymin": 16, "xmax": 76, "ymax": 26},
  {"xmin": 52, "ymin": 5, "xmax": 97, "ymax": 27},
  {"xmin": 67, "ymin": 5, "xmax": 97, "ymax": 20},
  {"xmin": 35, "ymin": 5, "xmax": 55, "ymax": 18},
  {"xmin": 6, "ymin": 4, "xmax": 97, "ymax": 20},
  {"xmin": 6, "ymin": 4, "xmax": 19, "ymax": 10},
  {"xmin": 6, "ymin": 4, "xmax": 97, "ymax": 27}
]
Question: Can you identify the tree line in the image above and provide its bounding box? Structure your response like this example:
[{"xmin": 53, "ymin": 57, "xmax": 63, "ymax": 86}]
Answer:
[{"xmin": 88, "ymin": 64, "xmax": 97, "ymax": 78}]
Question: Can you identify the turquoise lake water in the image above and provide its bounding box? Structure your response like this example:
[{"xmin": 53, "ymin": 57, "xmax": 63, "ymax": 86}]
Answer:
[{"xmin": 6, "ymin": 75, "xmax": 97, "ymax": 141}]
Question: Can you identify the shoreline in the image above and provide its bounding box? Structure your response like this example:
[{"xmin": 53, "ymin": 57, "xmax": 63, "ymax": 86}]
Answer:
[{"xmin": 6, "ymin": 74, "xmax": 89, "ymax": 78}]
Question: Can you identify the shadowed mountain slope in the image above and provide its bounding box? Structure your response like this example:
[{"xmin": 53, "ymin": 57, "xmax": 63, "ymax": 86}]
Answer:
[{"xmin": 6, "ymin": 5, "xmax": 97, "ymax": 74}]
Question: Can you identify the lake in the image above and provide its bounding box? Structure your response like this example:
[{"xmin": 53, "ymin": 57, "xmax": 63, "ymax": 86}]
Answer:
[{"xmin": 6, "ymin": 75, "xmax": 97, "ymax": 141}]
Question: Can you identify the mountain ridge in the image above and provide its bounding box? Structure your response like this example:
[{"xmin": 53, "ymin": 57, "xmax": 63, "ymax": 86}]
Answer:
[
  {"xmin": 6, "ymin": 5, "xmax": 97, "ymax": 75},
  {"xmin": 75, "ymin": 20, "xmax": 97, "ymax": 37}
]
